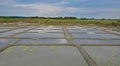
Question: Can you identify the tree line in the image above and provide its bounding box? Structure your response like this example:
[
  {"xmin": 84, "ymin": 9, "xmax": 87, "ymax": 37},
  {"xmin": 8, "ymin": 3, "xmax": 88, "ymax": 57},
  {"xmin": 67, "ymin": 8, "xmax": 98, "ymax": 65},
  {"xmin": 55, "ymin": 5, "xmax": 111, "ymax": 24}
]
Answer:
[{"xmin": 0, "ymin": 16, "xmax": 119, "ymax": 20}]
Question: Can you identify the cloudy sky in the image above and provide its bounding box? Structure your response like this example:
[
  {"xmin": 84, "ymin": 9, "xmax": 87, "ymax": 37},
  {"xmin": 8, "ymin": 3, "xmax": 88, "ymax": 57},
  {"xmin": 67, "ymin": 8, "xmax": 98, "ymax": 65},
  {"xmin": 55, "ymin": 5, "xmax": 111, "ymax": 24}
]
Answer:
[{"xmin": 0, "ymin": 0, "xmax": 120, "ymax": 18}]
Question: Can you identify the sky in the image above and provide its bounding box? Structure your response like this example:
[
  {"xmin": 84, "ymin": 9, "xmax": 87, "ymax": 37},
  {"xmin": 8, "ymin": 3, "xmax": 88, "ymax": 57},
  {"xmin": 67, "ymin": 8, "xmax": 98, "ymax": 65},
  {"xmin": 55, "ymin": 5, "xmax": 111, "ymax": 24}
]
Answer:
[{"xmin": 0, "ymin": 0, "xmax": 120, "ymax": 18}]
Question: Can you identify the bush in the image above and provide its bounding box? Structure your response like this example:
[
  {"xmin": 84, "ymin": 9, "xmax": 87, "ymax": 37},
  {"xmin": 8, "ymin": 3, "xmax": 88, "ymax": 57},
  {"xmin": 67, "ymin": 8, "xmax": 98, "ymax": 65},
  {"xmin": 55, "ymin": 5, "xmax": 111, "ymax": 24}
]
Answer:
[{"xmin": 117, "ymin": 20, "xmax": 120, "ymax": 22}]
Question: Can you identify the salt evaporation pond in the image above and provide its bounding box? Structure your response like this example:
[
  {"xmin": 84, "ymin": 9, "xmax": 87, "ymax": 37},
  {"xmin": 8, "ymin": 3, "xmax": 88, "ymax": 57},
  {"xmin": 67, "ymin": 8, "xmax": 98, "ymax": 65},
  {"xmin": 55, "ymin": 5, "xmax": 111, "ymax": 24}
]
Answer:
[{"xmin": 0, "ymin": 26, "xmax": 120, "ymax": 66}]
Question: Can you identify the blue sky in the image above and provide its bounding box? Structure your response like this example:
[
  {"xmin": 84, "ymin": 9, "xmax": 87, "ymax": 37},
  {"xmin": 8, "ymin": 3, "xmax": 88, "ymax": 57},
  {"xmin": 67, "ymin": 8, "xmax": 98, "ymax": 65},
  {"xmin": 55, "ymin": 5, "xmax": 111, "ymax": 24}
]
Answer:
[{"xmin": 0, "ymin": 0, "xmax": 120, "ymax": 18}]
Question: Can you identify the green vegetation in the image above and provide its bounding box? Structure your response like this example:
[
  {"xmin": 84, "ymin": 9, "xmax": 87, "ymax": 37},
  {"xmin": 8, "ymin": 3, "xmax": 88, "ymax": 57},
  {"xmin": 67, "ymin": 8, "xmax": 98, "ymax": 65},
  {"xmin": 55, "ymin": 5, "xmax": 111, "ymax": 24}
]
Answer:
[{"xmin": 0, "ymin": 16, "xmax": 120, "ymax": 27}]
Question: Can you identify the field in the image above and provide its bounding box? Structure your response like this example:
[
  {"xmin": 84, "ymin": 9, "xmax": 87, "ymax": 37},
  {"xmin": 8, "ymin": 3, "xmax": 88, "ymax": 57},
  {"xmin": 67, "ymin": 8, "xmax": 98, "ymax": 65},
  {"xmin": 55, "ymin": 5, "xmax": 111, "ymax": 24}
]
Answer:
[
  {"xmin": 0, "ymin": 18, "xmax": 120, "ymax": 27},
  {"xmin": 0, "ymin": 18, "xmax": 120, "ymax": 66}
]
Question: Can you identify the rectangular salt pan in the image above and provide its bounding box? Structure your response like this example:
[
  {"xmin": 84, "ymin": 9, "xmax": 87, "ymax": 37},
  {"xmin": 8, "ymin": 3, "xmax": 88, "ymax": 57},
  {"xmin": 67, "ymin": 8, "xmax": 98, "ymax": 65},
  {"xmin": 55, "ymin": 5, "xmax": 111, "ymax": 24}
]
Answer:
[
  {"xmin": 0, "ymin": 27, "xmax": 16, "ymax": 29},
  {"xmin": 83, "ymin": 46, "xmax": 120, "ymax": 66},
  {"xmin": 0, "ymin": 28, "xmax": 30, "ymax": 37},
  {"xmin": 106, "ymin": 30, "xmax": 120, "ymax": 35},
  {"xmin": 69, "ymin": 29, "xmax": 104, "ymax": 33},
  {"xmin": 87, "ymin": 32, "xmax": 96, "ymax": 34},
  {"xmin": 72, "ymin": 39, "xmax": 120, "ymax": 44},
  {"xmin": 17, "ymin": 39, "xmax": 68, "ymax": 44},
  {"xmin": 0, "ymin": 39, "xmax": 15, "ymax": 48},
  {"xmin": 0, "ymin": 29, "xmax": 10, "ymax": 32},
  {"xmin": 28, "ymin": 30, "xmax": 63, "ymax": 33},
  {"xmin": 36, "ymin": 26, "xmax": 62, "ymax": 30},
  {"xmin": 68, "ymin": 29, "xmax": 82, "ymax": 32},
  {"xmin": 16, "ymin": 33, "xmax": 64, "ymax": 38},
  {"xmin": 72, "ymin": 34, "xmax": 120, "ymax": 39},
  {"xmin": 0, "ymin": 46, "xmax": 87, "ymax": 66}
]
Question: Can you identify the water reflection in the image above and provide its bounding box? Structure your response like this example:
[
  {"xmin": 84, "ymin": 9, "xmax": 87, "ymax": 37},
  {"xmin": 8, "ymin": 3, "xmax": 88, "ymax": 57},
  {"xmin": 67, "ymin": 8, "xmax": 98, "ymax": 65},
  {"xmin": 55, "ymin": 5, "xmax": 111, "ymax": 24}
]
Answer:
[
  {"xmin": 73, "ymin": 39, "xmax": 120, "ymax": 44},
  {"xmin": 83, "ymin": 46, "xmax": 120, "ymax": 66},
  {"xmin": 87, "ymin": 32, "xmax": 95, "ymax": 34},
  {"xmin": 17, "ymin": 39, "xmax": 68, "ymax": 44},
  {"xmin": 16, "ymin": 33, "xmax": 64, "ymax": 38},
  {"xmin": 72, "ymin": 34, "xmax": 120, "ymax": 38},
  {"xmin": 0, "ymin": 28, "xmax": 30, "ymax": 37},
  {"xmin": 0, "ymin": 39, "xmax": 15, "ymax": 48},
  {"xmin": 0, "ymin": 46, "xmax": 87, "ymax": 66},
  {"xmin": 0, "ymin": 39, "xmax": 7, "ymax": 42}
]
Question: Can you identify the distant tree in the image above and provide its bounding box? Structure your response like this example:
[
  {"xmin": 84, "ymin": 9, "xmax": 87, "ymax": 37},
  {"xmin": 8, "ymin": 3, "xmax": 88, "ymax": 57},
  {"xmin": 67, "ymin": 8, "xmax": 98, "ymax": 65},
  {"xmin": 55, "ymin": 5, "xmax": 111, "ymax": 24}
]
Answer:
[
  {"xmin": 30, "ymin": 16, "xmax": 39, "ymax": 18},
  {"xmin": 80, "ymin": 18, "xmax": 88, "ymax": 20},
  {"xmin": 117, "ymin": 20, "xmax": 120, "ymax": 22},
  {"xmin": 64, "ymin": 17, "xmax": 77, "ymax": 19},
  {"xmin": 90, "ymin": 18, "xmax": 95, "ymax": 20},
  {"xmin": 39, "ymin": 17, "xmax": 46, "ymax": 19},
  {"xmin": 57, "ymin": 17, "xmax": 63, "ymax": 19},
  {"xmin": 101, "ymin": 18, "xmax": 106, "ymax": 20}
]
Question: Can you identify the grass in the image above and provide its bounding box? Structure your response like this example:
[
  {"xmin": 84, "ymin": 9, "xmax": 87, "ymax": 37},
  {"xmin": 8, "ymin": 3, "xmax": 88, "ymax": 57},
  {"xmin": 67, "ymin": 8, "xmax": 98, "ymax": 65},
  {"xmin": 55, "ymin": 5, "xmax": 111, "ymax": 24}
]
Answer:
[{"xmin": 0, "ymin": 18, "xmax": 120, "ymax": 28}]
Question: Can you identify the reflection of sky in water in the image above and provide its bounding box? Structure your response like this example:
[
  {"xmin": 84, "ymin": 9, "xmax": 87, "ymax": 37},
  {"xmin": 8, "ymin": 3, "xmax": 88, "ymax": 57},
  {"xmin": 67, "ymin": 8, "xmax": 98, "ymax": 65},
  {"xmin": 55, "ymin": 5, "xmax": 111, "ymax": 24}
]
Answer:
[
  {"xmin": 28, "ymin": 29, "xmax": 63, "ymax": 33},
  {"xmin": 83, "ymin": 46, "xmax": 120, "ymax": 66},
  {"xmin": 1, "ymin": 26, "xmax": 120, "ymax": 66},
  {"xmin": 0, "ymin": 28, "xmax": 30, "ymax": 37},
  {"xmin": 0, "ymin": 46, "xmax": 87, "ymax": 66},
  {"xmin": 73, "ymin": 39, "xmax": 120, "ymax": 44},
  {"xmin": 0, "ymin": 27, "xmax": 16, "ymax": 29},
  {"xmin": 0, "ymin": 39, "xmax": 7, "ymax": 42},
  {"xmin": 0, "ymin": 29, "xmax": 10, "ymax": 32},
  {"xmin": 87, "ymin": 32, "xmax": 96, "ymax": 34},
  {"xmin": 17, "ymin": 39, "xmax": 68, "ymax": 44},
  {"xmin": 37, "ymin": 26, "xmax": 53, "ymax": 33},
  {"xmin": 69, "ymin": 29, "xmax": 104, "ymax": 33},
  {"xmin": 0, "ymin": 39, "xmax": 15, "ymax": 48},
  {"xmin": 72, "ymin": 34, "xmax": 120, "ymax": 38},
  {"xmin": 40, "ymin": 26, "xmax": 62, "ymax": 30},
  {"xmin": 106, "ymin": 30, "xmax": 120, "ymax": 34},
  {"xmin": 16, "ymin": 33, "xmax": 64, "ymax": 38}
]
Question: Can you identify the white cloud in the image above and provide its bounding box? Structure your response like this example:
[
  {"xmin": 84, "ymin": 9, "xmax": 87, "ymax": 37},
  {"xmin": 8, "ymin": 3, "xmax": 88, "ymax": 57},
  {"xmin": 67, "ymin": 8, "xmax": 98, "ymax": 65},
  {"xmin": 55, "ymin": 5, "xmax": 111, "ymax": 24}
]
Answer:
[
  {"xmin": 96, "ymin": 9, "xmax": 120, "ymax": 18},
  {"xmin": 0, "ymin": 0, "xmax": 120, "ymax": 18},
  {"xmin": 0, "ymin": 0, "xmax": 15, "ymax": 6},
  {"xmin": 12, "ymin": 3, "xmax": 79, "ymax": 15},
  {"xmin": 61, "ymin": 0, "xmax": 93, "ymax": 2},
  {"xmin": 0, "ymin": 0, "xmax": 79, "ymax": 15},
  {"xmin": 52, "ymin": 1, "xmax": 70, "ymax": 5}
]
